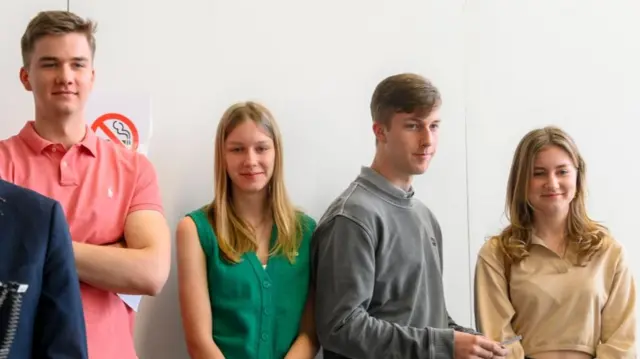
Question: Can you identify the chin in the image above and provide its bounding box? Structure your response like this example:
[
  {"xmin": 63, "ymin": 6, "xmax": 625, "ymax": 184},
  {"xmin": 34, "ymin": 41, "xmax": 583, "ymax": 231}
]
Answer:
[
  {"xmin": 411, "ymin": 164, "xmax": 430, "ymax": 175},
  {"xmin": 51, "ymin": 105, "xmax": 76, "ymax": 116},
  {"xmin": 537, "ymin": 204, "xmax": 570, "ymax": 216},
  {"xmin": 237, "ymin": 183, "xmax": 268, "ymax": 194}
]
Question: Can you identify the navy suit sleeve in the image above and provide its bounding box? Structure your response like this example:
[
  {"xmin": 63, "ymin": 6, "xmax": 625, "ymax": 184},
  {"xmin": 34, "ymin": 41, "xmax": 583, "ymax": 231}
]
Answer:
[{"xmin": 32, "ymin": 201, "xmax": 88, "ymax": 359}]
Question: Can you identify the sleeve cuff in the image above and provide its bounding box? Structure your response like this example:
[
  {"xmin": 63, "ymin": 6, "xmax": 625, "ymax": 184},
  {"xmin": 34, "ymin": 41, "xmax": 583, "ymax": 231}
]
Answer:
[{"xmin": 430, "ymin": 328, "xmax": 454, "ymax": 359}]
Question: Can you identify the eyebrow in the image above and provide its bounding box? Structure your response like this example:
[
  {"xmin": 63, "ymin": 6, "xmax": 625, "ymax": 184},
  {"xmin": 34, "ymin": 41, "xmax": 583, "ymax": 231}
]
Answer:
[
  {"xmin": 37, "ymin": 56, "xmax": 89, "ymax": 63},
  {"xmin": 226, "ymin": 140, "xmax": 271, "ymax": 146},
  {"xmin": 405, "ymin": 117, "xmax": 441, "ymax": 124},
  {"xmin": 533, "ymin": 164, "xmax": 570, "ymax": 170}
]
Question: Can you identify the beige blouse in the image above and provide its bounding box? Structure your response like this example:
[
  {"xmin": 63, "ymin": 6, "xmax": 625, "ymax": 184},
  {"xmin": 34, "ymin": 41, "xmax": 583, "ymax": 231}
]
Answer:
[{"xmin": 474, "ymin": 235, "xmax": 636, "ymax": 358}]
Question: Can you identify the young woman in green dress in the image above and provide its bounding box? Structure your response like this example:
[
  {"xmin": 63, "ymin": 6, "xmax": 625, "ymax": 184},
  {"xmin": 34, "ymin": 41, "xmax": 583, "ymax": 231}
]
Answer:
[{"xmin": 176, "ymin": 101, "xmax": 318, "ymax": 359}]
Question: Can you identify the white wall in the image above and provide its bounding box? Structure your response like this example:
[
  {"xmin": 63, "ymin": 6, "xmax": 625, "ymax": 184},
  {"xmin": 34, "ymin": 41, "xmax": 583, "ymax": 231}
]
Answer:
[
  {"xmin": 465, "ymin": 1, "xmax": 640, "ymax": 331},
  {"xmin": 1, "ymin": 1, "xmax": 638, "ymax": 358},
  {"xmin": 0, "ymin": 0, "xmax": 67, "ymax": 134}
]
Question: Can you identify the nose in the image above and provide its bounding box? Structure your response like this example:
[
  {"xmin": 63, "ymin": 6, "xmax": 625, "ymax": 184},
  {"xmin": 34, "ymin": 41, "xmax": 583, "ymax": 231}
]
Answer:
[
  {"xmin": 243, "ymin": 148, "xmax": 259, "ymax": 167},
  {"xmin": 55, "ymin": 63, "xmax": 74, "ymax": 85},
  {"xmin": 546, "ymin": 174, "xmax": 560, "ymax": 189},
  {"xmin": 421, "ymin": 127, "xmax": 433, "ymax": 147}
]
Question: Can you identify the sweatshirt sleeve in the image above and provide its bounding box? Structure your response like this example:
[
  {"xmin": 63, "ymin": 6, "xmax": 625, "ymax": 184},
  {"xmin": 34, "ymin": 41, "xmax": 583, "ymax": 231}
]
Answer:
[
  {"xmin": 473, "ymin": 239, "xmax": 525, "ymax": 359},
  {"xmin": 311, "ymin": 215, "xmax": 454, "ymax": 359}
]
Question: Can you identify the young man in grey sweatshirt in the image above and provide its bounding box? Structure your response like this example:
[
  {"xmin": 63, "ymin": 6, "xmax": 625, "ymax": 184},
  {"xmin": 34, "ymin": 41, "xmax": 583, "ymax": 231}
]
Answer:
[{"xmin": 311, "ymin": 73, "xmax": 510, "ymax": 359}]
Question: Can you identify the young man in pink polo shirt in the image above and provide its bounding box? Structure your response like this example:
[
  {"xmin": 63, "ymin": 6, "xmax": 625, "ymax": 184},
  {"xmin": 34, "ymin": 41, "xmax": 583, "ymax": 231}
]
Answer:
[{"xmin": 0, "ymin": 10, "xmax": 171, "ymax": 359}]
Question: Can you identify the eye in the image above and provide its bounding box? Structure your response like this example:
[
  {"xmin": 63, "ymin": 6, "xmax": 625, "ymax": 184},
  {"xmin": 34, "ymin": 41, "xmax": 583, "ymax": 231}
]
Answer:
[
  {"xmin": 533, "ymin": 171, "xmax": 545, "ymax": 176},
  {"xmin": 430, "ymin": 123, "xmax": 440, "ymax": 130},
  {"xmin": 256, "ymin": 146, "xmax": 269, "ymax": 153}
]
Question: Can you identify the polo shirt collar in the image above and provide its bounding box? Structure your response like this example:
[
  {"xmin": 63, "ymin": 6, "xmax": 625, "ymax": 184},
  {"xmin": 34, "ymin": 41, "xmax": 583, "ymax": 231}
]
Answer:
[{"xmin": 18, "ymin": 120, "xmax": 97, "ymax": 157}]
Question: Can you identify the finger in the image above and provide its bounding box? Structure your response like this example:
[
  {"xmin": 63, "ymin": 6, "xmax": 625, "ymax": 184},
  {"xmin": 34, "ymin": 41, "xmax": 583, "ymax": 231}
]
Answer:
[
  {"xmin": 477, "ymin": 338, "xmax": 499, "ymax": 351},
  {"xmin": 493, "ymin": 345, "xmax": 509, "ymax": 356},
  {"xmin": 473, "ymin": 346, "xmax": 494, "ymax": 359}
]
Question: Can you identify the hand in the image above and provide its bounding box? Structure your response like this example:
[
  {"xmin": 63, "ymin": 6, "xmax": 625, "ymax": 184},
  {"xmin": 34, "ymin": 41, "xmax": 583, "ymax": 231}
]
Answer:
[{"xmin": 454, "ymin": 331, "xmax": 509, "ymax": 359}]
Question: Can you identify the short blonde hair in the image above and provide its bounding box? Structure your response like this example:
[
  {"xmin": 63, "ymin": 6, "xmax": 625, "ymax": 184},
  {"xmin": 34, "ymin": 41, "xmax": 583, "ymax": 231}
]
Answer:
[
  {"xmin": 497, "ymin": 126, "xmax": 608, "ymax": 264},
  {"xmin": 21, "ymin": 10, "xmax": 97, "ymax": 67}
]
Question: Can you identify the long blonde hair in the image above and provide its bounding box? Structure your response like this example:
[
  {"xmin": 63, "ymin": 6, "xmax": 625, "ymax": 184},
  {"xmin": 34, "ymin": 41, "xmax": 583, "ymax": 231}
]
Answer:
[
  {"xmin": 496, "ymin": 126, "xmax": 607, "ymax": 265},
  {"xmin": 208, "ymin": 101, "xmax": 302, "ymax": 264}
]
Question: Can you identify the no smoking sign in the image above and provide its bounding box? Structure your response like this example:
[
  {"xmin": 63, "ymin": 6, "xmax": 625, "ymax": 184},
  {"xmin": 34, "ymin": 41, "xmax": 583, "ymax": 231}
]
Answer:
[{"xmin": 90, "ymin": 112, "xmax": 140, "ymax": 151}]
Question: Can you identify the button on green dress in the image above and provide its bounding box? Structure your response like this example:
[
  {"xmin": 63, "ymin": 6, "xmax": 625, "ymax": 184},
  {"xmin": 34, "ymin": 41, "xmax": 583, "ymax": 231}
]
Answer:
[{"xmin": 186, "ymin": 207, "xmax": 316, "ymax": 359}]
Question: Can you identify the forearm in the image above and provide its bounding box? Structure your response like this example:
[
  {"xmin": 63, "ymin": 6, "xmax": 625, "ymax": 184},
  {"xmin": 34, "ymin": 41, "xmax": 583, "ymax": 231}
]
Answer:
[
  {"xmin": 448, "ymin": 314, "xmax": 481, "ymax": 335},
  {"xmin": 73, "ymin": 242, "xmax": 164, "ymax": 295},
  {"xmin": 284, "ymin": 333, "xmax": 318, "ymax": 359},
  {"xmin": 185, "ymin": 336, "xmax": 225, "ymax": 359},
  {"xmin": 317, "ymin": 307, "xmax": 453, "ymax": 358}
]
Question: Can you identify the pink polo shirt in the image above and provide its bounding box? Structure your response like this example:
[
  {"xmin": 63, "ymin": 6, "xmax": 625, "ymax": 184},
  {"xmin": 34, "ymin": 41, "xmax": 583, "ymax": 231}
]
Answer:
[{"xmin": 0, "ymin": 121, "xmax": 163, "ymax": 359}]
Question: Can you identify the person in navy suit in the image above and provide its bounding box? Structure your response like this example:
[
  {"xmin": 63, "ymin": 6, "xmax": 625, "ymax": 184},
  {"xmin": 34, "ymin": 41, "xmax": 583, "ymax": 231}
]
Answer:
[{"xmin": 0, "ymin": 179, "xmax": 88, "ymax": 359}]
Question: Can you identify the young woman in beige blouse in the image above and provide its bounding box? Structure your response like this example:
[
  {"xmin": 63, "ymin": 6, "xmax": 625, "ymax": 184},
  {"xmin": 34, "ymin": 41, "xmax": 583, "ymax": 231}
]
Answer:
[{"xmin": 474, "ymin": 126, "xmax": 636, "ymax": 359}]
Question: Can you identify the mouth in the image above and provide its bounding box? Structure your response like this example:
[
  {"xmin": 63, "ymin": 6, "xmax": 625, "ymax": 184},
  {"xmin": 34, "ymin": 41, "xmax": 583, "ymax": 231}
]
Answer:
[
  {"xmin": 240, "ymin": 172, "xmax": 263, "ymax": 178},
  {"xmin": 413, "ymin": 153, "xmax": 433, "ymax": 158},
  {"xmin": 542, "ymin": 193, "xmax": 563, "ymax": 198},
  {"xmin": 52, "ymin": 91, "xmax": 78, "ymax": 96}
]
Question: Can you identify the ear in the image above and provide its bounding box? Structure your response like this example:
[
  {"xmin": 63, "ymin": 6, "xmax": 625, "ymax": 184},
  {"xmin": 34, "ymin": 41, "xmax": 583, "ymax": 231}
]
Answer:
[
  {"xmin": 89, "ymin": 67, "xmax": 95, "ymax": 89},
  {"xmin": 372, "ymin": 122, "xmax": 388, "ymax": 144},
  {"xmin": 19, "ymin": 67, "xmax": 33, "ymax": 92}
]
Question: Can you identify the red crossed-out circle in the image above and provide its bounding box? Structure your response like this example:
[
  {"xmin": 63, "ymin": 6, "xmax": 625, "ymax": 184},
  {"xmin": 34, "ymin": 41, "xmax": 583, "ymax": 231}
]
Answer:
[{"xmin": 91, "ymin": 112, "xmax": 140, "ymax": 151}]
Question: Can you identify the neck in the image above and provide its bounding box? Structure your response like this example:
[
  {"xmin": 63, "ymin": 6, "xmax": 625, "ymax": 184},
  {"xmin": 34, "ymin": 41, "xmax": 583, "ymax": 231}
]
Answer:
[
  {"xmin": 533, "ymin": 211, "xmax": 568, "ymax": 245},
  {"xmin": 370, "ymin": 152, "xmax": 412, "ymax": 191},
  {"xmin": 34, "ymin": 111, "xmax": 86, "ymax": 149},
  {"xmin": 232, "ymin": 189, "xmax": 271, "ymax": 227}
]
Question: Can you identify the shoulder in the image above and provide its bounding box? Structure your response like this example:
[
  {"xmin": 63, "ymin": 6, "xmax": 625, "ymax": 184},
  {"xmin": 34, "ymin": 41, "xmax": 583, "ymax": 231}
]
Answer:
[
  {"xmin": 414, "ymin": 200, "xmax": 437, "ymax": 218},
  {"xmin": 0, "ymin": 179, "xmax": 56, "ymax": 215},
  {"xmin": 413, "ymin": 200, "xmax": 441, "ymax": 228},
  {"xmin": 181, "ymin": 206, "xmax": 211, "ymax": 232},
  {"xmin": 296, "ymin": 211, "xmax": 317, "ymax": 233},
  {"xmin": 596, "ymin": 234, "xmax": 629, "ymax": 270},
  {"xmin": 0, "ymin": 180, "xmax": 62, "ymax": 247},
  {"xmin": 0, "ymin": 134, "xmax": 23, "ymax": 152},
  {"xmin": 0, "ymin": 135, "xmax": 28, "ymax": 180},
  {"xmin": 177, "ymin": 207, "xmax": 213, "ymax": 248},
  {"xmin": 312, "ymin": 211, "xmax": 373, "ymax": 249},
  {"xmin": 94, "ymin": 138, "xmax": 156, "ymax": 174},
  {"xmin": 477, "ymin": 236, "xmax": 506, "ymax": 270},
  {"xmin": 317, "ymin": 182, "xmax": 381, "ymax": 231},
  {"xmin": 177, "ymin": 215, "xmax": 197, "ymax": 236}
]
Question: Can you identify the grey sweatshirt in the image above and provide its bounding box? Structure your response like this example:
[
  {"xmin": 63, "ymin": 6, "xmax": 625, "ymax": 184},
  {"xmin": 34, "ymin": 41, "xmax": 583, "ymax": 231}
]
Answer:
[{"xmin": 311, "ymin": 166, "xmax": 474, "ymax": 359}]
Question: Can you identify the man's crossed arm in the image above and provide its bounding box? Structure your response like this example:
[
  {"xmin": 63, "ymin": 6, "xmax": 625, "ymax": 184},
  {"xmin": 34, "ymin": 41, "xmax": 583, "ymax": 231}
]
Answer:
[{"xmin": 72, "ymin": 209, "xmax": 171, "ymax": 296}]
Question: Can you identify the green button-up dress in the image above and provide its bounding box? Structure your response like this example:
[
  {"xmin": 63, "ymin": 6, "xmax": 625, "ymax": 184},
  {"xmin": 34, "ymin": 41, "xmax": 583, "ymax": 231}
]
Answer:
[{"xmin": 186, "ymin": 207, "xmax": 316, "ymax": 359}]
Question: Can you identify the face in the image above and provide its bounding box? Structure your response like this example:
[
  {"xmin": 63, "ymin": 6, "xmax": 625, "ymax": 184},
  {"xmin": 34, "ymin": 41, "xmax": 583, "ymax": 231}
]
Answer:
[
  {"xmin": 528, "ymin": 145, "xmax": 578, "ymax": 217},
  {"xmin": 224, "ymin": 120, "xmax": 276, "ymax": 194},
  {"xmin": 374, "ymin": 107, "xmax": 441, "ymax": 176},
  {"xmin": 20, "ymin": 33, "xmax": 95, "ymax": 118}
]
